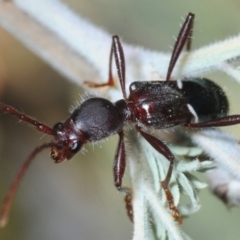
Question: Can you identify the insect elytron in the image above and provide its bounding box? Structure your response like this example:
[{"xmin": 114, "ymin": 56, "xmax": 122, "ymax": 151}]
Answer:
[{"xmin": 1, "ymin": 12, "xmax": 240, "ymax": 226}]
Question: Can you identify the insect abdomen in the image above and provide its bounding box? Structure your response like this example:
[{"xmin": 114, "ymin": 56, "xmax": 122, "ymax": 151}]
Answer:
[{"xmin": 181, "ymin": 78, "xmax": 229, "ymax": 122}]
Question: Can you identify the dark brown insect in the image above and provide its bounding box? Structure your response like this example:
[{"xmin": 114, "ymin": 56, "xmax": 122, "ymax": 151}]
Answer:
[{"xmin": 1, "ymin": 12, "xmax": 240, "ymax": 226}]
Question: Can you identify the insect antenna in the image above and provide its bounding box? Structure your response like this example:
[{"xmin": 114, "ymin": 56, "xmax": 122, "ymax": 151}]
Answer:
[
  {"xmin": 0, "ymin": 103, "xmax": 56, "ymax": 135},
  {"xmin": 0, "ymin": 142, "xmax": 55, "ymax": 228}
]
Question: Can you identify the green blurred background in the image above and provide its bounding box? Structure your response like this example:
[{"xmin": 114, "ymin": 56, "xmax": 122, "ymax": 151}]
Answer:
[{"xmin": 0, "ymin": 0, "xmax": 240, "ymax": 239}]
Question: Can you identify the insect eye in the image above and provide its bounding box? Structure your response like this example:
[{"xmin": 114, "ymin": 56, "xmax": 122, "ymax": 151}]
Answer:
[
  {"xmin": 70, "ymin": 142, "xmax": 81, "ymax": 153},
  {"xmin": 53, "ymin": 122, "xmax": 63, "ymax": 132}
]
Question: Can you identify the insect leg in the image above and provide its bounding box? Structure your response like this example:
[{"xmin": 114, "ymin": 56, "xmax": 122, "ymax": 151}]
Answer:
[
  {"xmin": 113, "ymin": 131, "xmax": 126, "ymax": 190},
  {"xmin": 85, "ymin": 36, "xmax": 127, "ymax": 100},
  {"xmin": 113, "ymin": 131, "xmax": 133, "ymax": 221},
  {"xmin": 124, "ymin": 192, "xmax": 133, "ymax": 222},
  {"xmin": 136, "ymin": 126, "xmax": 182, "ymax": 224},
  {"xmin": 185, "ymin": 114, "xmax": 240, "ymax": 128},
  {"xmin": 166, "ymin": 12, "xmax": 195, "ymax": 81}
]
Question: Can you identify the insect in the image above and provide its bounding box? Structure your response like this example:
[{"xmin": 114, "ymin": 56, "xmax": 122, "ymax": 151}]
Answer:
[{"xmin": 1, "ymin": 12, "xmax": 240, "ymax": 227}]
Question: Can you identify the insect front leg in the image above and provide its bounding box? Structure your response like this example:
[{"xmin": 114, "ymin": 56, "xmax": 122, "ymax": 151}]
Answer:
[
  {"xmin": 113, "ymin": 131, "xmax": 133, "ymax": 221},
  {"xmin": 85, "ymin": 36, "xmax": 127, "ymax": 100},
  {"xmin": 113, "ymin": 131, "xmax": 126, "ymax": 190},
  {"xmin": 84, "ymin": 38, "xmax": 115, "ymax": 88},
  {"xmin": 136, "ymin": 126, "xmax": 182, "ymax": 224}
]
